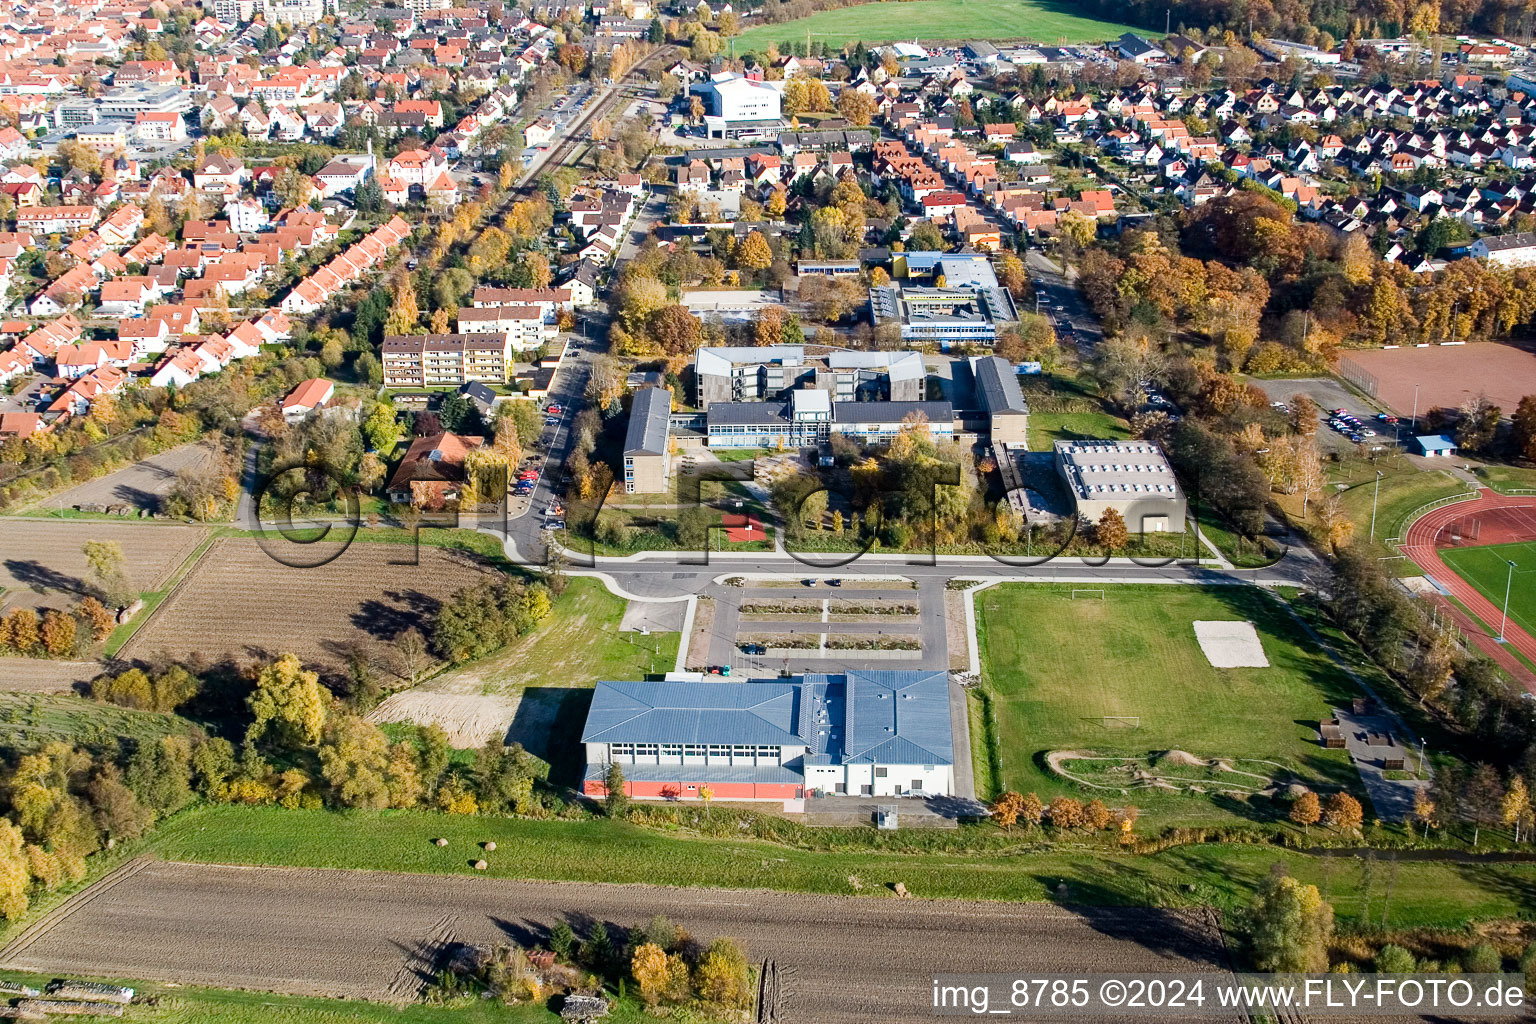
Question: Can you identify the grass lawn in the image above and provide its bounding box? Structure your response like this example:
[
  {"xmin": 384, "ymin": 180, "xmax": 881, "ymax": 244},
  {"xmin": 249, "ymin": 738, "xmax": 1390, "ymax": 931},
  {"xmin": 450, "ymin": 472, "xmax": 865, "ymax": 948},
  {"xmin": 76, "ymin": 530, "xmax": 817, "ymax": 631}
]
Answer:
[
  {"xmin": 148, "ymin": 804, "xmax": 1536, "ymax": 930},
  {"xmin": 423, "ymin": 578, "xmax": 679, "ymax": 694},
  {"xmin": 1441, "ymin": 541, "xmax": 1536, "ymax": 643},
  {"xmin": 1475, "ymin": 464, "xmax": 1536, "ymax": 494},
  {"xmin": 733, "ymin": 0, "xmax": 1143, "ymax": 50},
  {"xmin": 1027, "ymin": 408, "xmax": 1130, "ymax": 451},
  {"xmin": 974, "ymin": 584, "xmax": 1361, "ymax": 826},
  {"xmin": 0, "ymin": 972, "xmax": 630, "ymax": 1024},
  {"xmin": 1276, "ymin": 458, "xmax": 1468, "ymax": 572}
]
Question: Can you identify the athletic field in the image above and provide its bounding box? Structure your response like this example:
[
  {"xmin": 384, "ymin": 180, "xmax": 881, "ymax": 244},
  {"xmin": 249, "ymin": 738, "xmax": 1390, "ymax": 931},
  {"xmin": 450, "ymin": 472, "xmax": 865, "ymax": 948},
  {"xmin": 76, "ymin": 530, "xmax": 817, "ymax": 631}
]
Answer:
[
  {"xmin": 733, "ymin": 0, "xmax": 1142, "ymax": 51},
  {"xmin": 1441, "ymin": 540, "xmax": 1536, "ymax": 642},
  {"xmin": 974, "ymin": 585, "xmax": 1361, "ymax": 825}
]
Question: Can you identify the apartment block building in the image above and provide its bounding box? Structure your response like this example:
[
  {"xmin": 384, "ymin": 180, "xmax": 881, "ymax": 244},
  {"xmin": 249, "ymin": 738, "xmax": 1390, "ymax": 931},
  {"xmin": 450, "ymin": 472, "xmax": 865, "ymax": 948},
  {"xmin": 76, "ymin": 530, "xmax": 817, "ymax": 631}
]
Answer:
[{"xmin": 381, "ymin": 332, "xmax": 514, "ymax": 388}]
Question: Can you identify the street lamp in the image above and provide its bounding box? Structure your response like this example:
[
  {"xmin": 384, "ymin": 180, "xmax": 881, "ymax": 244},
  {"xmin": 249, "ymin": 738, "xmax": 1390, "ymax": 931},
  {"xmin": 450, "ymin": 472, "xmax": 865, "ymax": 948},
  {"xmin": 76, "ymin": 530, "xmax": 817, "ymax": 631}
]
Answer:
[
  {"xmin": 1369, "ymin": 469, "xmax": 1384, "ymax": 541},
  {"xmin": 1498, "ymin": 559, "xmax": 1519, "ymax": 643}
]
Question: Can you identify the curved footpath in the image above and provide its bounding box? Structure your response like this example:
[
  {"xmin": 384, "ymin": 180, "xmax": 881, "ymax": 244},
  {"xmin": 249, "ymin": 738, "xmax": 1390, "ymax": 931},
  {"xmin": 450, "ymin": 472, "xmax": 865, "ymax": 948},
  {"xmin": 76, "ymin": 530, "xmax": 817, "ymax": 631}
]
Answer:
[{"xmin": 1400, "ymin": 488, "xmax": 1536, "ymax": 685}]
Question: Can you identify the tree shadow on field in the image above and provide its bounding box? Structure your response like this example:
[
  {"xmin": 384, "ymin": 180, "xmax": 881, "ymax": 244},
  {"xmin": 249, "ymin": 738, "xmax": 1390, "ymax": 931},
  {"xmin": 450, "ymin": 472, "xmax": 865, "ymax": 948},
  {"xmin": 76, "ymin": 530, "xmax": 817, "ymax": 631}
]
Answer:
[
  {"xmin": 352, "ymin": 590, "xmax": 443, "ymax": 641},
  {"xmin": 386, "ymin": 932, "xmax": 458, "ymax": 999},
  {"xmin": 109, "ymin": 484, "xmax": 164, "ymax": 511},
  {"xmin": 490, "ymin": 915, "xmax": 551, "ymax": 950},
  {"xmin": 4, "ymin": 559, "xmax": 87, "ymax": 595}
]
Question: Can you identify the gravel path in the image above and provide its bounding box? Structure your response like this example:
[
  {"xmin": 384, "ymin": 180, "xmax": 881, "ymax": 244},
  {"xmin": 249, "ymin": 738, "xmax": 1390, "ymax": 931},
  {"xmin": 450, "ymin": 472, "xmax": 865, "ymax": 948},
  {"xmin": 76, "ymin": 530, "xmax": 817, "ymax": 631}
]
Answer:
[{"xmin": 0, "ymin": 860, "xmax": 1235, "ymax": 1021}]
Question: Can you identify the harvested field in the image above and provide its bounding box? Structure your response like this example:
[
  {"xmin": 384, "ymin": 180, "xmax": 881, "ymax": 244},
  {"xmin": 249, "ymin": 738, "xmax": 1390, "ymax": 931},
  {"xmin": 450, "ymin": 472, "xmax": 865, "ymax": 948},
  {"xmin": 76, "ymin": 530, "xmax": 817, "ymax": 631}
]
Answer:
[
  {"xmin": 120, "ymin": 538, "xmax": 498, "ymax": 679},
  {"xmin": 0, "ymin": 521, "xmax": 207, "ymax": 609},
  {"xmin": 0, "ymin": 658, "xmax": 98, "ymax": 693},
  {"xmin": 0, "ymin": 859, "xmax": 1234, "ymax": 1022},
  {"xmin": 368, "ymin": 687, "xmax": 573, "ymax": 756},
  {"xmin": 23, "ymin": 443, "xmax": 218, "ymax": 514},
  {"xmin": 1341, "ymin": 343, "xmax": 1536, "ymax": 419},
  {"xmin": 368, "ymin": 690, "xmax": 521, "ymax": 748}
]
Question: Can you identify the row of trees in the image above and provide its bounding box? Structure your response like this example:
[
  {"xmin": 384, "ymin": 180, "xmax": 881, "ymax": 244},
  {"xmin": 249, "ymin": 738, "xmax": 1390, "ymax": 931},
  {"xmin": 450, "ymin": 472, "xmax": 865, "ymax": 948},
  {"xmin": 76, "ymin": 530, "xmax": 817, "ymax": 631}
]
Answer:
[{"xmin": 990, "ymin": 790, "xmax": 1139, "ymax": 836}]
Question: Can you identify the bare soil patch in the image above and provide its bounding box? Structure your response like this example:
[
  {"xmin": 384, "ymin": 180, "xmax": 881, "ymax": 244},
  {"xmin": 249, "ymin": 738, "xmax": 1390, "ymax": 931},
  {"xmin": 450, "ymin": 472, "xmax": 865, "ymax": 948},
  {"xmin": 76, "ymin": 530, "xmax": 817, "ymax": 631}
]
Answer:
[
  {"xmin": 0, "ymin": 521, "xmax": 206, "ymax": 610},
  {"xmin": 684, "ymin": 596, "xmax": 714, "ymax": 670},
  {"xmin": 0, "ymin": 860, "xmax": 1232, "ymax": 1022},
  {"xmin": 368, "ymin": 691, "xmax": 521, "ymax": 748},
  {"xmin": 120, "ymin": 539, "xmax": 497, "ymax": 680},
  {"xmin": 1343, "ymin": 343, "xmax": 1536, "ymax": 419}
]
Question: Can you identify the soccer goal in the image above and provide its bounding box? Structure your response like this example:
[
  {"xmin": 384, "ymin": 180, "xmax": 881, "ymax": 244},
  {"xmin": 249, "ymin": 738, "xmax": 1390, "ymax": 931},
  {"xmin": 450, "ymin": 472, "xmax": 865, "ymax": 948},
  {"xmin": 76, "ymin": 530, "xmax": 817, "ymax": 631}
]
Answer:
[
  {"xmin": 1099, "ymin": 716, "xmax": 1141, "ymax": 729},
  {"xmin": 1071, "ymin": 589, "xmax": 1106, "ymax": 600}
]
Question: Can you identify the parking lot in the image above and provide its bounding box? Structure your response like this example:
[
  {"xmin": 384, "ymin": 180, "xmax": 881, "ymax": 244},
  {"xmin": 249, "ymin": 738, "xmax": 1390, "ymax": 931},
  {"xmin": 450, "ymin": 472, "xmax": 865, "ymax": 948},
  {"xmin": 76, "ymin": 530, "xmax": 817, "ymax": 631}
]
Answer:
[{"xmin": 1249, "ymin": 377, "xmax": 1397, "ymax": 454}]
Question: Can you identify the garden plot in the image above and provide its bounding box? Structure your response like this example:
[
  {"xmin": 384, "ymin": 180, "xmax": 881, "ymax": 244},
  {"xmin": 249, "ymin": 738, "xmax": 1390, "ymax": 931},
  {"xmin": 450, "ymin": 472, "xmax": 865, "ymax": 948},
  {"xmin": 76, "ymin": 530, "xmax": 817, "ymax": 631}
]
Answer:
[{"xmin": 1193, "ymin": 620, "xmax": 1269, "ymax": 668}]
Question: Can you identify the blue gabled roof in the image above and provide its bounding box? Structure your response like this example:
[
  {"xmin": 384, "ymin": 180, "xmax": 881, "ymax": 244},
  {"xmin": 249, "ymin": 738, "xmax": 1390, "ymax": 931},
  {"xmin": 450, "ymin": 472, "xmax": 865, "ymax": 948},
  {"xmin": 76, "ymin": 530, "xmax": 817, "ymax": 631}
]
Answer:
[
  {"xmin": 843, "ymin": 670, "xmax": 953, "ymax": 766},
  {"xmin": 581, "ymin": 680, "xmax": 803, "ymax": 745},
  {"xmin": 582, "ymin": 671, "xmax": 953, "ymax": 767}
]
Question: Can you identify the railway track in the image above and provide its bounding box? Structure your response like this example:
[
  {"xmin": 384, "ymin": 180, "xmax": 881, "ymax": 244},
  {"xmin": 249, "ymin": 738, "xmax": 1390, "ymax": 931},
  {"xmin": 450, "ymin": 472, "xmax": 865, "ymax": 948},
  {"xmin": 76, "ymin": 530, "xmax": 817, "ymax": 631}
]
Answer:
[{"xmin": 516, "ymin": 45, "xmax": 676, "ymax": 188}]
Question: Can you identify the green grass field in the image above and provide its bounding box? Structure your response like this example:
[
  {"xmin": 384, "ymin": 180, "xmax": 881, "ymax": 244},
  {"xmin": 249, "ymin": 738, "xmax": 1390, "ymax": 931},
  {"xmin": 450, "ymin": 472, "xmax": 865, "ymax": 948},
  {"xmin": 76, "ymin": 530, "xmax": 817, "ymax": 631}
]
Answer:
[
  {"xmin": 975, "ymin": 585, "xmax": 1360, "ymax": 825},
  {"xmin": 733, "ymin": 0, "xmax": 1143, "ymax": 50},
  {"xmin": 147, "ymin": 804, "xmax": 1536, "ymax": 930},
  {"xmin": 422, "ymin": 578, "xmax": 679, "ymax": 694},
  {"xmin": 1475, "ymin": 464, "xmax": 1536, "ymax": 494},
  {"xmin": 0, "ymin": 972, "xmax": 626, "ymax": 1024},
  {"xmin": 0, "ymin": 694, "xmax": 194, "ymax": 753},
  {"xmin": 1441, "ymin": 541, "xmax": 1536, "ymax": 642}
]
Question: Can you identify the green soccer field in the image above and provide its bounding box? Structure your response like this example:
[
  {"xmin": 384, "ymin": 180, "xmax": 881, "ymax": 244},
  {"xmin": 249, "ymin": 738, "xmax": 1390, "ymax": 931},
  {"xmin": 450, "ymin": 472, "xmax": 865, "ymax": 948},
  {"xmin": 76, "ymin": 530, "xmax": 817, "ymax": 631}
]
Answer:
[
  {"xmin": 974, "ymin": 585, "xmax": 1362, "ymax": 824},
  {"xmin": 1440, "ymin": 541, "xmax": 1536, "ymax": 641},
  {"xmin": 732, "ymin": 0, "xmax": 1143, "ymax": 52}
]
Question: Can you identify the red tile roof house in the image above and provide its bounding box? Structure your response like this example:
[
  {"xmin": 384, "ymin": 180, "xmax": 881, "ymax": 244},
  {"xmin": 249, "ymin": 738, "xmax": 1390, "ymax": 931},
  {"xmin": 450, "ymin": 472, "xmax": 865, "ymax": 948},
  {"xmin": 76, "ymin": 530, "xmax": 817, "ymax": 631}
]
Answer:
[
  {"xmin": 0, "ymin": 412, "xmax": 42, "ymax": 438},
  {"xmin": 118, "ymin": 316, "xmax": 173, "ymax": 357},
  {"xmin": 54, "ymin": 340, "xmax": 133, "ymax": 379},
  {"xmin": 17, "ymin": 205, "xmax": 99, "ymax": 234},
  {"xmin": 385, "ymin": 432, "xmax": 484, "ymax": 506},
  {"xmin": 281, "ymin": 377, "xmax": 334, "ymax": 419}
]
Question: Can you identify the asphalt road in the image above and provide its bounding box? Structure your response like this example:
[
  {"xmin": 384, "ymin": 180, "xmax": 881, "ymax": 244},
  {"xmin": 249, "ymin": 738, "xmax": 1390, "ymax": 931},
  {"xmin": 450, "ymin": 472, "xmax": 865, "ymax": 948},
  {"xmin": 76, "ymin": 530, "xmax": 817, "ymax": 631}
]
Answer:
[
  {"xmin": 1025, "ymin": 249, "xmax": 1102, "ymax": 351},
  {"xmin": 0, "ymin": 860, "xmax": 1235, "ymax": 1022}
]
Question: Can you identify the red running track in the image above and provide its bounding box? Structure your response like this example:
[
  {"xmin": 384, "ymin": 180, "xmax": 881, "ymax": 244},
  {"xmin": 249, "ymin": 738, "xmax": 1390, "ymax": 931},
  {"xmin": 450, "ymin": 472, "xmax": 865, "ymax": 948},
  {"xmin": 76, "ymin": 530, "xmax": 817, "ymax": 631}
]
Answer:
[{"xmin": 1401, "ymin": 489, "xmax": 1536, "ymax": 683}]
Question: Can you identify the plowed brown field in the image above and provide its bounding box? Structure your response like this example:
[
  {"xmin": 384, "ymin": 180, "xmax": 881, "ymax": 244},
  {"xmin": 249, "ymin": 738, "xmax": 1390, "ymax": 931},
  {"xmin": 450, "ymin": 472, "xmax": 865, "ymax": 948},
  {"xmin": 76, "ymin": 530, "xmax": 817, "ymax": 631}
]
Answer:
[
  {"xmin": 0, "ymin": 860, "xmax": 1235, "ymax": 1022},
  {"xmin": 0, "ymin": 521, "xmax": 206, "ymax": 611},
  {"xmin": 119, "ymin": 538, "xmax": 499, "ymax": 677}
]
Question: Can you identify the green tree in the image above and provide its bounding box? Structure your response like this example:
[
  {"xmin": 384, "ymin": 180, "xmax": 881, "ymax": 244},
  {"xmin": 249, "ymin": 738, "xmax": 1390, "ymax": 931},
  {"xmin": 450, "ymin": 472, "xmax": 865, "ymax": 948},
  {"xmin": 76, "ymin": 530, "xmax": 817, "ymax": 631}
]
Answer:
[
  {"xmin": 1247, "ymin": 869, "xmax": 1334, "ymax": 972},
  {"xmin": 362, "ymin": 403, "xmax": 403, "ymax": 452},
  {"xmin": 247, "ymin": 653, "xmax": 330, "ymax": 748},
  {"xmin": 82, "ymin": 540, "xmax": 135, "ymax": 609},
  {"xmin": 1374, "ymin": 944, "xmax": 1417, "ymax": 973},
  {"xmin": 318, "ymin": 715, "xmax": 391, "ymax": 809},
  {"xmin": 549, "ymin": 921, "xmax": 576, "ymax": 961},
  {"xmin": 694, "ymin": 937, "xmax": 752, "ymax": 1008},
  {"xmin": 604, "ymin": 761, "xmax": 628, "ymax": 816}
]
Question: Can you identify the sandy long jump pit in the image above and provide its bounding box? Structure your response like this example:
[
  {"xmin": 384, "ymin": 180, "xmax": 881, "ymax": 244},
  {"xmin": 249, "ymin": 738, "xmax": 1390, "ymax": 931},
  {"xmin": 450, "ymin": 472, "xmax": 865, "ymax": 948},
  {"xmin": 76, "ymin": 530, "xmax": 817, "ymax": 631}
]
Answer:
[{"xmin": 1194, "ymin": 621, "xmax": 1269, "ymax": 668}]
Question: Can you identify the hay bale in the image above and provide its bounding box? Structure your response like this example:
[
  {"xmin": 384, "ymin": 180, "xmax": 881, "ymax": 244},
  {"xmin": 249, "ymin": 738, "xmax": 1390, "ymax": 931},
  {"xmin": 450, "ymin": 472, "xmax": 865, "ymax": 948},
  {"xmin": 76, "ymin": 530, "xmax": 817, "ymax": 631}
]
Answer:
[
  {"xmin": 483, "ymin": 841, "xmax": 497, "ymax": 852},
  {"xmin": 474, "ymin": 859, "xmax": 488, "ymax": 871},
  {"xmin": 434, "ymin": 837, "xmax": 448, "ymax": 847}
]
